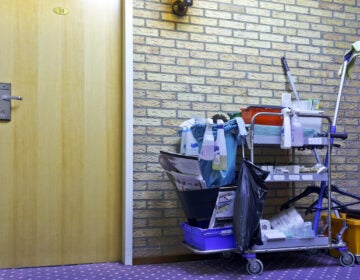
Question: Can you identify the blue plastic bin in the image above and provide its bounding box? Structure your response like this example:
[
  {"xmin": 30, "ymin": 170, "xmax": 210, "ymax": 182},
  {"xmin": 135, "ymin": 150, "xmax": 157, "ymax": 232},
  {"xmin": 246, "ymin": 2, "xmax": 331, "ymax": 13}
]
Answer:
[{"xmin": 182, "ymin": 222, "xmax": 236, "ymax": 251}]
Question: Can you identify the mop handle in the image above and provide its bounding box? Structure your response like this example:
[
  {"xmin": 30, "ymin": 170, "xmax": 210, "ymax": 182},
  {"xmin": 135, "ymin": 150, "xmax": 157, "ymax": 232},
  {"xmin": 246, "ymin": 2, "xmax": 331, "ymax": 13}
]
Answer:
[
  {"xmin": 333, "ymin": 60, "xmax": 348, "ymax": 126},
  {"xmin": 333, "ymin": 49, "xmax": 354, "ymax": 126},
  {"xmin": 281, "ymin": 56, "xmax": 290, "ymax": 72},
  {"xmin": 281, "ymin": 57, "xmax": 300, "ymax": 101}
]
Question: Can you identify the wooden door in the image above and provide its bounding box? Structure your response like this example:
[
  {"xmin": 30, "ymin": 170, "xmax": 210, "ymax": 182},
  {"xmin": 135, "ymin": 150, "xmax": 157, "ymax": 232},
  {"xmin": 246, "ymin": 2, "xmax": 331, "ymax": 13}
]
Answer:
[{"xmin": 0, "ymin": 0, "xmax": 122, "ymax": 267}]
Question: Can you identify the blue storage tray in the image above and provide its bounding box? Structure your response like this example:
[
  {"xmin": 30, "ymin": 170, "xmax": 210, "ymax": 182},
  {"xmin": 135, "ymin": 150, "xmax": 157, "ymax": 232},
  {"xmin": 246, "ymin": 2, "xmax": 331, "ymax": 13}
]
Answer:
[{"xmin": 182, "ymin": 222, "xmax": 236, "ymax": 251}]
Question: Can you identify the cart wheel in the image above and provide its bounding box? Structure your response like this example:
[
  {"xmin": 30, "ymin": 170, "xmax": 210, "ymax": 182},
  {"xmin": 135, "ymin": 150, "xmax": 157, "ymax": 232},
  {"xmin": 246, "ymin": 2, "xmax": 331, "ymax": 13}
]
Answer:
[
  {"xmin": 339, "ymin": 252, "xmax": 355, "ymax": 267},
  {"xmin": 307, "ymin": 248, "xmax": 321, "ymax": 256},
  {"xmin": 246, "ymin": 259, "xmax": 263, "ymax": 275},
  {"xmin": 356, "ymin": 256, "xmax": 360, "ymax": 264},
  {"xmin": 220, "ymin": 251, "xmax": 235, "ymax": 262}
]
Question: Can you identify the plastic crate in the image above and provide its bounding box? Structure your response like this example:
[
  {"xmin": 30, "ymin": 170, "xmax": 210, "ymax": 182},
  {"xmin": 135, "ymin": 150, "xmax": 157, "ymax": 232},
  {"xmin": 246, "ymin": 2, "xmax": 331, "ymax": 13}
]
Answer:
[
  {"xmin": 322, "ymin": 213, "xmax": 360, "ymax": 257},
  {"xmin": 241, "ymin": 105, "xmax": 283, "ymax": 126},
  {"xmin": 182, "ymin": 222, "xmax": 236, "ymax": 251}
]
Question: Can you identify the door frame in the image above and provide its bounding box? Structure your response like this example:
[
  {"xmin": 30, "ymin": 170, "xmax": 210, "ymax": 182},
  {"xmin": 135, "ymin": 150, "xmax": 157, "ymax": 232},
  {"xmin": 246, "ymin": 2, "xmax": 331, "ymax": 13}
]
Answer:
[{"xmin": 123, "ymin": 0, "xmax": 133, "ymax": 265}]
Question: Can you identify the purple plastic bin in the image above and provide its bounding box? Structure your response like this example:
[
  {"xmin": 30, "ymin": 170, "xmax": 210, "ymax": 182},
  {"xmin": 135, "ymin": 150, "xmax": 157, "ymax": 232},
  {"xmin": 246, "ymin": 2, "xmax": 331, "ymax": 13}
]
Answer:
[{"xmin": 182, "ymin": 222, "xmax": 236, "ymax": 251}]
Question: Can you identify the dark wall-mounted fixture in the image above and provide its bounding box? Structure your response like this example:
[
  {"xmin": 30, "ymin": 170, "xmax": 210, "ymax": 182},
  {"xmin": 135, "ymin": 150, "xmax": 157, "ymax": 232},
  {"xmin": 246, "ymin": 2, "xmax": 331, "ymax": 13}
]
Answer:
[{"xmin": 172, "ymin": 0, "xmax": 193, "ymax": 16}]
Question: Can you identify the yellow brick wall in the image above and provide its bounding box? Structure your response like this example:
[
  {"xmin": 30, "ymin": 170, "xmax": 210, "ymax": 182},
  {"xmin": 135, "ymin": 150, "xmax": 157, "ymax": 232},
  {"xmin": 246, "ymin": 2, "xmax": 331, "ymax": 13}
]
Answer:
[{"xmin": 133, "ymin": 0, "xmax": 360, "ymax": 258}]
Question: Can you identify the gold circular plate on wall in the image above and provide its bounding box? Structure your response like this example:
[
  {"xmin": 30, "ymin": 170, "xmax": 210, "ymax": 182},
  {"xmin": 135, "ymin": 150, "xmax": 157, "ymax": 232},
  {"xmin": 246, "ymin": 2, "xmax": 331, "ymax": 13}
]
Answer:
[{"xmin": 53, "ymin": 7, "xmax": 69, "ymax": 15}]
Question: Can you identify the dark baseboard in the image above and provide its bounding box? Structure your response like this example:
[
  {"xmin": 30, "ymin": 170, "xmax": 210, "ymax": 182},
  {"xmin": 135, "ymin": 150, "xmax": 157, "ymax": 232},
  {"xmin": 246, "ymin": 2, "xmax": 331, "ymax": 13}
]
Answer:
[{"xmin": 133, "ymin": 253, "xmax": 217, "ymax": 265}]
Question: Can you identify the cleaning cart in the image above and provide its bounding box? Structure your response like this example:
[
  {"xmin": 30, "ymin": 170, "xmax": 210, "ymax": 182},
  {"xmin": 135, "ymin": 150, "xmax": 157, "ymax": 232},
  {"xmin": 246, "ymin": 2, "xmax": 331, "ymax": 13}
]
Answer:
[
  {"xmin": 180, "ymin": 111, "xmax": 354, "ymax": 275},
  {"xmin": 161, "ymin": 42, "xmax": 359, "ymax": 275}
]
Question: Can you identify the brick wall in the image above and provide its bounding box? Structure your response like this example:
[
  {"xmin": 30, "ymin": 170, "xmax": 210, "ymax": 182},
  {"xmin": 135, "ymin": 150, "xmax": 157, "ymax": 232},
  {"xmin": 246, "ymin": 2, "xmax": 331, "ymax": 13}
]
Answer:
[{"xmin": 133, "ymin": 0, "xmax": 360, "ymax": 258}]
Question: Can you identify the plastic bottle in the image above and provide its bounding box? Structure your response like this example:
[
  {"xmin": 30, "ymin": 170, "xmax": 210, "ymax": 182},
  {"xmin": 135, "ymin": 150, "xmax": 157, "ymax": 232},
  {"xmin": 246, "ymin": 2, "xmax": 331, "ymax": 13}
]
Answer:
[
  {"xmin": 281, "ymin": 93, "xmax": 292, "ymax": 107},
  {"xmin": 212, "ymin": 119, "xmax": 227, "ymax": 170},
  {"xmin": 280, "ymin": 108, "xmax": 291, "ymax": 149},
  {"xmin": 185, "ymin": 126, "xmax": 199, "ymax": 156},
  {"xmin": 180, "ymin": 127, "xmax": 187, "ymax": 154},
  {"xmin": 291, "ymin": 114, "xmax": 304, "ymax": 147},
  {"xmin": 199, "ymin": 119, "xmax": 215, "ymax": 160},
  {"xmin": 301, "ymin": 221, "xmax": 314, "ymax": 238}
]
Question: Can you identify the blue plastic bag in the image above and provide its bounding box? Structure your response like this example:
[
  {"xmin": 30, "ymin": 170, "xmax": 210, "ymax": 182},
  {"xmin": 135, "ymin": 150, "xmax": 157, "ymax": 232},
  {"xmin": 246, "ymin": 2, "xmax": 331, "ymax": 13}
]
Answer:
[{"xmin": 191, "ymin": 118, "xmax": 244, "ymax": 188}]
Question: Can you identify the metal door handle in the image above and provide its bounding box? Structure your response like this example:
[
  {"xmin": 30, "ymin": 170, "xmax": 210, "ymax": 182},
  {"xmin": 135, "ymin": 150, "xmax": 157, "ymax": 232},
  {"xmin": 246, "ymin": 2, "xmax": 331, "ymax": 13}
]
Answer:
[
  {"xmin": 0, "ymin": 83, "xmax": 22, "ymax": 121},
  {"xmin": 1, "ymin": 95, "xmax": 23, "ymax": 101}
]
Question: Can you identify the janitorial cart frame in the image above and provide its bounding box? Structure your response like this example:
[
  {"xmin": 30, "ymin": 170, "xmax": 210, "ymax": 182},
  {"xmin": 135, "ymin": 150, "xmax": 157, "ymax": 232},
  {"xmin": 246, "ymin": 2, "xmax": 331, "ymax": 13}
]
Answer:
[{"xmin": 179, "ymin": 42, "xmax": 359, "ymax": 275}]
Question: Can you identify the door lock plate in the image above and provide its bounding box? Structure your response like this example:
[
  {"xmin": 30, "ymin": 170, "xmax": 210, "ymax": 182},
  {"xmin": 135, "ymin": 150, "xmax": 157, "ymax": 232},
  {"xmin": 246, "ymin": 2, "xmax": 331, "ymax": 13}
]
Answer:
[
  {"xmin": 0, "ymin": 83, "xmax": 22, "ymax": 121},
  {"xmin": 0, "ymin": 83, "xmax": 12, "ymax": 121}
]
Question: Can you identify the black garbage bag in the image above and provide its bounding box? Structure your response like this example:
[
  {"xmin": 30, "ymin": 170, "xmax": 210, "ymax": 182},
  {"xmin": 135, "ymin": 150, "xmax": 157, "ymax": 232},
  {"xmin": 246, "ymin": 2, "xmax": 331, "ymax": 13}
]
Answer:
[{"xmin": 233, "ymin": 158, "xmax": 269, "ymax": 253}]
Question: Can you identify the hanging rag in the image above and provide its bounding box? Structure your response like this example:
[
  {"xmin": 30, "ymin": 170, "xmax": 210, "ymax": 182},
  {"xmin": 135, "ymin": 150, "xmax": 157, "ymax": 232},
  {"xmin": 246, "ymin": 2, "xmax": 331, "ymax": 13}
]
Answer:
[
  {"xmin": 338, "ymin": 41, "xmax": 360, "ymax": 78},
  {"xmin": 234, "ymin": 117, "xmax": 247, "ymax": 146}
]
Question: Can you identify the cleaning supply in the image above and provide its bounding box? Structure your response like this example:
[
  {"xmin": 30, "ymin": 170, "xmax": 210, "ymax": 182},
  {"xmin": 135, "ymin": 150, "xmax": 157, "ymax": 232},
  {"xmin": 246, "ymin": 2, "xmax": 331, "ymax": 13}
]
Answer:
[
  {"xmin": 212, "ymin": 119, "xmax": 227, "ymax": 170},
  {"xmin": 199, "ymin": 118, "xmax": 215, "ymax": 160},
  {"xmin": 179, "ymin": 118, "xmax": 197, "ymax": 154},
  {"xmin": 291, "ymin": 113, "xmax": 304, "ymax": 147},
  {"xmin": 180, "ymin": 127, "xmax": 187, "ymax": 154},
  {"xmin": 281, "ymin": 93, "xmax": 292, "ymax": 107},
  {"xmin": 280, "ymin": 107, "xmax": 291, "ymax": 149},
  {"xmin": 338, "ymin": 41, "xmax": 360, "ymax": 78},
  {"xmin": 185, "ymin": 126, "xmax": 199, "ymax": 156}
]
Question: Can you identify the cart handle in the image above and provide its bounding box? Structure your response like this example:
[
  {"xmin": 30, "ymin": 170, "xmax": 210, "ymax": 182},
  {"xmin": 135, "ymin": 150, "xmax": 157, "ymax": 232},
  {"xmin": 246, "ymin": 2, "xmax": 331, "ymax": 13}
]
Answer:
[{"xmin": 330, "ymin": 132, "xmax": 348, "ymax": 140}]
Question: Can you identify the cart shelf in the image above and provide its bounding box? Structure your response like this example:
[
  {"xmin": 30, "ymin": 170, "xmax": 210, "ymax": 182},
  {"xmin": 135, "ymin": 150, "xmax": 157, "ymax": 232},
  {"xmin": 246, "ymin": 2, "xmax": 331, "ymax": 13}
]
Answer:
[
  {"xmin": 182, "ymin": 234, "xmax": 346, "ymax": 254},
  {"xmin": 265, "ymin": 172, "xmax": 328, "ymax": 182},
  {"xmin": 251, "ymin": 135, "xmax": 328, "ymax": 146}
]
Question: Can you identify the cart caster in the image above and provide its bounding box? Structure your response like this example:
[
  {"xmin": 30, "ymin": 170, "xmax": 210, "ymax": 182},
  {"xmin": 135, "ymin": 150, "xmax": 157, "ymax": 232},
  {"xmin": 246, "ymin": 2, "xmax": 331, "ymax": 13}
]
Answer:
[
  {"xmin": 307, "ymin": 248, "xmax": 322, "ymax": 256},
  {"xmin": 220, "ymin": 251, "xmax": 235, "ymax": 262},
  {"xmin": 246, "ymin": 258, "xmax": 263, "ymax": 275},
  {"xmin": 339, "ymin": 251, "xmax": 355, "ymax": 267}
]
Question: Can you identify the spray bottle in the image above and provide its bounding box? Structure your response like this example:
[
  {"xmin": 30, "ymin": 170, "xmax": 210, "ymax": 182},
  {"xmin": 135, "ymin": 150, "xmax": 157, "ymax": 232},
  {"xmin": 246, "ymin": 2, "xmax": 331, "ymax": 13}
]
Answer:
[
  {"xmin": 212, "ymin": 119, "xmax": 227, "ymax": 170},
  {"xmin": 280, "ymin": 107, "xmax": 292, "ymax": 149},
  {"xmin": 185, "ymin": 126, "xmax": 199, "ymax": 156},
  {"xmin": 291, "ymin": 113, "xmax": 304, "ymax": 147},
  {"xmin": 199, "ymin": 119, "xmax": 215, "ymax": 160}
]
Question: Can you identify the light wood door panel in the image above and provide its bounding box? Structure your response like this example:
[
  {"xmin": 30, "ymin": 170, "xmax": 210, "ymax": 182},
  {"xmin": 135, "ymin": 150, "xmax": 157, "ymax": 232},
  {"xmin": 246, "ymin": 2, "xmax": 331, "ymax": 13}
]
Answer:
[{"xmin": 0, "ymin": 0, "xmax": 122, "ymax": 267}]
